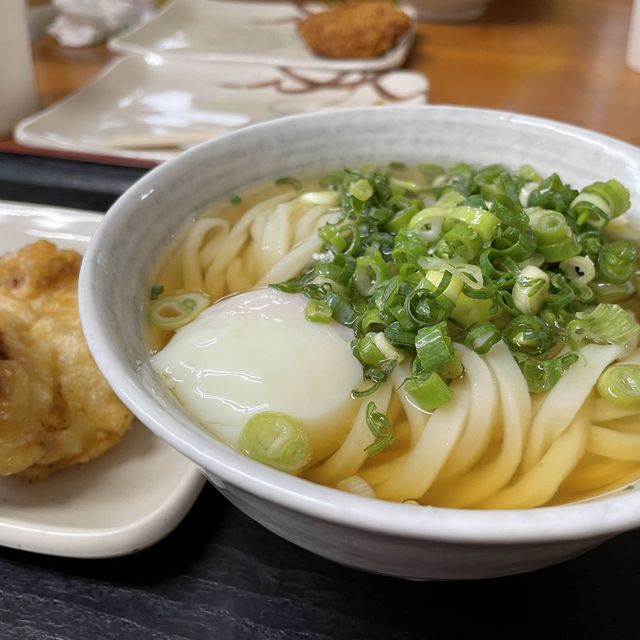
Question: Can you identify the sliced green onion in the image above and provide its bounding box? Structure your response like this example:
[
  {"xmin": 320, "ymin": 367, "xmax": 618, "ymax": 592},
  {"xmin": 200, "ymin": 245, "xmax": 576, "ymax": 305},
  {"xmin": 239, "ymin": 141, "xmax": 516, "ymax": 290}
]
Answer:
[
  {"xmin": 570, "ymin": 179, "xmax": 630, "ymax": 227},
  {"xmin": 512, "ymin": 265, "xmax": 550, "ymax": 314},
  {"xmin": 386, "ymin": 205, "xmax": 421, "ymax": 233},
  {"xmin": 598, "ymin": 240, "xmax": 638, "ymax": 284},
  {"xmin": 519, "ymin": 164, "xmax": 542, "ymax": 183},
  {"xmin": 149, "ymin": 292, "xmax": 210, "ymax": 330},
  {"xmin": 384, "ymin": 324, "xmax": 417, "ymax": 348},
  {"xmin": 464, "ymin": 323, "xmax": 501, "ymax": 354},
  {"xmin": 527, "ymin": 173, "xmax": 578, "ymax": 213},
  {"xmin": 351, "ymin": 379, "xmax": 382, "ymax": 398},
  {"xmin": 438, "ymin": 350, "xmax": 464, "ymax": 379},
  {"xmin": 597, "ymin": 364, "xmax": 640, "ymax": 409},
  {"xmin": 503, "ymin": 315, "xmax": 554, "ymax": 355},
  {"xmin": 229, "ymin": 194, "xmax": 242, "ymax": 205},
  {"xmin": 419, "ymin": 256, "xmax": 484, "ymax": 290},
  {"xmin": 559, "ymin": 255, "xmax": 596, "ymax": 285},
  {"xmin": 404, "ymin": 372, "xmax": 453, "ymax": 411},
  {"xmin": 357, "ymin": 332, "xmax": 403, "ymax": 367},
  {"xmin": 275, "ymin": 176, "xmax": 302, "ymax": 190},
  {"xmin": 239, "ymin": 411, "xmax": 311, "ymax": 473},
  {"xmin": 447, "ymin": 206, "xmax": 499, "ymax": 242},
  {"xmin": 568, "ymin": 303, "xmax": 639, "ymax": 348},
  {"xmin": 350, "ymin": 178, "xmax": 374, "ymax": 202},
  {"xmin": 305, "ymin": 299, "xmax": 332, "ymax": 323},
  {"xmin": 527, "ymin": 208, "xmax": 569, "ymax": 244},
  {"xmin": 149, "ymin": 284, "xmax": 164, "ymax": 301},
  {"xmin": 364, "ymin": 402, "xmax": 395, "ymax": 456},
  {"xmin": 325, "ymin": 291, "xmax": 359, "ymax": 326},
  {"xmin": 424, "ymin": 269, "xmax": 463, "ymax": 304},
  {"xmin": 418, "ymin": 163, "xmax": 445, "ymax": 177},
  {"xmin": 590, "ymin": 280, "xmax": 634, "ymax": 304},
  {"xmin": 442, "ymin": 221, "xmax": 482, "ymax": 261},
  {"xmin": 450, "ymin": 292, "xmax": 496, "ymax": 328},
  {"xmin": 537, "ymin": 235, "xmax": 581, "ymax": 263},
  {"xmin": 518, "ymin": 253, "xmax": 545, "ymax": 269},
  {"xmin": 544, "ymin": 272, "xmax": 576, "ymax": 310},
  {"xmin": 514, "ymin": 352, "xmax": 580, "ymax": 393},
  {"xmin": 415, "ymin": 322, "xmax": 454, "ymax": 371},
  {"xmin": 352, "ymin": 253, "xmax": 388, "ymax": 296}
]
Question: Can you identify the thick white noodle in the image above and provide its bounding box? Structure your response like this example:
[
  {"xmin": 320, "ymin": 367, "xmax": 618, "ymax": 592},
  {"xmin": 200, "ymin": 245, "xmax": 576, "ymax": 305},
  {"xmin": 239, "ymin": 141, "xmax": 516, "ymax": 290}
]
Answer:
[
  {"xmin": 523, "ymin": 344, "xmax": 624, "ymax": 471},
  {"xmin": 203, "ymin": 192, "xmax": 296, "ymax": 295},
  {"xmin": 182, "ymin": 218, "xmax": 230, "ymax": 290},
  {"xmin": 293, "ymin": 204, "xmax": 333, "ymax": 245},
  {"xmin": 436, "ymin": 345, "xmax": 497, "ymax": 481},
  {"xmin": 199, "ymin": 232, "xmax": 228, "ymax": 271},
  {"xmin": 255, "ymin": 201, "xmax": 296, "ymax": 275},
  {"xmin": 390, "ymin": 361, "xmax": 428, "ymax": 446},
  {"xmin": 424, "ymin": 341, "xmax": 531, "ymax": 507},
  {"xmin": 592, "ymin": 398, "xmax": 640, "ymax": 423},
  {"xmin": 360, "ymin": 453, "xmax": 409, "ymax": 486},
  {"xmin": 304, "ymin": 383, "xmax": 392, "ymax": 485},
  {"xmin": 478, "ymin": 399, "xmax": 591, "ymax": 509},
  {"xmin": 225, "ymin": 256, "xmax": 252, "ymax": 292},
  {"xmin": 375, "ymin": 378, "xmax": 470, "ymax": 502},
  {"xmin": 258, "ymin": 212, "xmax": 338, "ymax": 285},
  {"xmin": 588, "ymin": 425, "xmax": 640, "ymax": 461},
  {"xmin": 560, "ymin": 458, "xmax": 637, "ymax": 493}
]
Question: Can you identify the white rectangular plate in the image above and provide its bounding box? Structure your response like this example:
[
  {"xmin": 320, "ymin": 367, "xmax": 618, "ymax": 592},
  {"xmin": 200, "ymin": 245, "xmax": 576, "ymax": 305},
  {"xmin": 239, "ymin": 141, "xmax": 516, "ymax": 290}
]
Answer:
[
  {"xmin": 0, "ymin": 201, "xmax": 205, "ymax": 558},
  {"xmin": 110, "ymin": 0, "xmax": 417, "ymax": 71},
  {"xmin": 15, "ymin": 55, "xmax": 428, "ymax": 162}
]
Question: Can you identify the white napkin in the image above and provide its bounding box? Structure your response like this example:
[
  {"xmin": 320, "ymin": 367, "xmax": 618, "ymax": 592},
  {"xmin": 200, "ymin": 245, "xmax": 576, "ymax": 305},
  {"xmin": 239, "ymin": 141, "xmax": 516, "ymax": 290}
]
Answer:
[{"xmin": 47, "ymin": 0, "xmax": 155, "ymax": 47}]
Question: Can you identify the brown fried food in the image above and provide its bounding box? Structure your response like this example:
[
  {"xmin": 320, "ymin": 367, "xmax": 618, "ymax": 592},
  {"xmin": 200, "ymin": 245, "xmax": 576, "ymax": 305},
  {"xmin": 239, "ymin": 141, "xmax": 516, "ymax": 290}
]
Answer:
[
  {"xmin": 0, "ymin": 240, "xmax": 133, "ymax": 480},
  {"xmin": 298, "ymin": 1, "xmax": 412, "ymax": 59}
]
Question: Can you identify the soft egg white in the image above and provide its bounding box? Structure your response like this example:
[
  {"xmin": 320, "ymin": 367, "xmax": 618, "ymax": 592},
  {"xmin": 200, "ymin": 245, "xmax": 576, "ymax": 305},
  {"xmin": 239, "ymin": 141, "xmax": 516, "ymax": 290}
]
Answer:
[{"xmin": 150, "ymin": 288, "xmax": 364, "ymax": 459}]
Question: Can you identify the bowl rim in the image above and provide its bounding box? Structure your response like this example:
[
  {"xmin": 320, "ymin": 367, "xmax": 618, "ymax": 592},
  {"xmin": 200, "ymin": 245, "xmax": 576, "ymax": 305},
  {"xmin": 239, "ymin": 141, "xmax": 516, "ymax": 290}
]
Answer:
[{"xmin": 79, "ymin": 104, "xmax": 640, "ymax": 546}]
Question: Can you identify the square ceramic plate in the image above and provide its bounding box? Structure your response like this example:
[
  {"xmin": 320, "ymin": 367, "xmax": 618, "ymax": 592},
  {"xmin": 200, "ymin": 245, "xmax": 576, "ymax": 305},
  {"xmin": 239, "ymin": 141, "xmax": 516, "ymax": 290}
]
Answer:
[
  {"xmin": 109, "ymin": 0, "xmax": 417, "ymax": 71},
  {"xmin": 0, "ymin": 201, "xmax": 205, "ymax": 558},
  {"xmin": 15, "ymin": 55, "xmax": 428, "ymax": 162}
]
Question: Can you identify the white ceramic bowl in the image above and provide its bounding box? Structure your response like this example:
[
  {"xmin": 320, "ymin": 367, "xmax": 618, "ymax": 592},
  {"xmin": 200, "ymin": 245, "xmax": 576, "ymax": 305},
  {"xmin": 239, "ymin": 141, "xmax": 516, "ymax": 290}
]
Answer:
[{"xmin": 79, "ymin": 106, "xmax": 640, "ymax": 580}]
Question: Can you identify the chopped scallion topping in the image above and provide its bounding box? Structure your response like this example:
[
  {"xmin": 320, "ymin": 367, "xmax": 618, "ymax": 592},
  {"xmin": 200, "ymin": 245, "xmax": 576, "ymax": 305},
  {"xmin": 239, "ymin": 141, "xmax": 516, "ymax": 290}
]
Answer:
[
  {"xmin": 597, "ymin": 364, "xmax": 640, "ymax": 409},
  {"xmin": 149, "ymin": 284, "xmax": 164, "ymax": 301},
  {"xmin": 364, "ymin": 402, "xmax": 395, "ymax": 456},
  {"xmin": 239, "ymin": 412, "xmax": 312, "ymax": 473},
  {"xmin": 149, "ymin": 292, "xmax": 210, "ymax": 330},
  {"xmin": 271, "ymin": 163, "xmax": 639, "ymax": 403}
]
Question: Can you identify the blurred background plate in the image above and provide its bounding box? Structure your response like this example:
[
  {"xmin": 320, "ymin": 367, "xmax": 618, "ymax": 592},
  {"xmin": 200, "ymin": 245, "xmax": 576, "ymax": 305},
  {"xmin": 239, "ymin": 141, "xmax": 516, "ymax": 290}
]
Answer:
[
  {"xmin": 15, "ymin": 56, "xmax": 429, "ymax": 162},
  {"xmin": 0, "ymin": 201, "xmax": 204, "ymax": 559},
  {"xmin": 109, "ymin": 0, "xmax": 417, "ymax": 71}
]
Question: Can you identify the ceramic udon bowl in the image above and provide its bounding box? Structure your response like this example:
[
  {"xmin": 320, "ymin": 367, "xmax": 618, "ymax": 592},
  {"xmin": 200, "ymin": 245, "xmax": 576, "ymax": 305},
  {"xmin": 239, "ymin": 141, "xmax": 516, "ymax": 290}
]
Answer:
[{"xmin": 79, "ymin": 106, "xmax": 640, "ymax": 580}]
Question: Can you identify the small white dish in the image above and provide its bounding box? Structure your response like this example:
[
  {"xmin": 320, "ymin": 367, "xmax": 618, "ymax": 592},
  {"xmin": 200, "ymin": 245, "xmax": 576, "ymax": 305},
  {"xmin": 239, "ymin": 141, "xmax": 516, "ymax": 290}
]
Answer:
[
  {"xmin": 0, "ymin": 201, "xmax": 204, "ymax": 559},
  {"xmin": 15, "ymin": 56, "xmax": 428, "ymax": 162},
  {"xmin": 109, "ymin": 0, "xmax": 417, "ymax": 71}
]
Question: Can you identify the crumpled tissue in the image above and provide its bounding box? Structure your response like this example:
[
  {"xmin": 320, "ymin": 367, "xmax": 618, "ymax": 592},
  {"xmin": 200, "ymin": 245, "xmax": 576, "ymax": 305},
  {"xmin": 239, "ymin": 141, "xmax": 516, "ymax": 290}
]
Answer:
[{"xmin": 47, "ymin": 0, "xmax": 155, "ymax": 47}]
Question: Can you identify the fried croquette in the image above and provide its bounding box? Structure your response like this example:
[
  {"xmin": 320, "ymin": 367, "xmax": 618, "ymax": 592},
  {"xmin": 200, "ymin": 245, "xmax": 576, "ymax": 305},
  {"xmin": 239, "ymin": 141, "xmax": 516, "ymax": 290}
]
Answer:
[
  {"xmin": 0, "ymin": 240, "xmax": 133, "ymax": 480},
  {"xmin": 298, "ymin": 1, "xmax": 412, "ymax": 59}
]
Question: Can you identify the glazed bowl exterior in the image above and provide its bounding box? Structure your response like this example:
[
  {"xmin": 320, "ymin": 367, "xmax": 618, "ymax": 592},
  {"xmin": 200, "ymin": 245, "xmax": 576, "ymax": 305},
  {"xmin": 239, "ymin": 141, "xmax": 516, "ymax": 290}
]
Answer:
[{"xmin": 79, "ymin": 106, "xmax": 640, "ymax": 580}]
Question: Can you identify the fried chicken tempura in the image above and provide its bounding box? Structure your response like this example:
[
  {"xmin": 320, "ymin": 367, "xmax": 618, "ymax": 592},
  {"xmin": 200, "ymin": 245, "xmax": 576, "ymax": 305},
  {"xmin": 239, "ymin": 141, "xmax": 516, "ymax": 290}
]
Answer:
[
  {"xmin": 0, "ymin": 240, "xmax": 133, "ymax": 480},
  {"xmin": 298, "ymin": 1, "xmax": 412, "ymax": 59}
]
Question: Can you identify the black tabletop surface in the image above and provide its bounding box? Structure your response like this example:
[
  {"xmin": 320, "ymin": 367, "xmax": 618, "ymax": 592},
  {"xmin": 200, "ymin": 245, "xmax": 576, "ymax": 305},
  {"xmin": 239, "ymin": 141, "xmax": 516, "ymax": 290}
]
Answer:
[{"xmin": 1, "ymin": 152, "xmax": 639, "ymax": 640}]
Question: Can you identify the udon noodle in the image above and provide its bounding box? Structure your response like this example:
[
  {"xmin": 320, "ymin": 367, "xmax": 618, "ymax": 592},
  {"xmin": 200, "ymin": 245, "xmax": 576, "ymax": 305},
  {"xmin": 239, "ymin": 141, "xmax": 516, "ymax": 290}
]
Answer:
[{"xmin": 150, "ymin": 164, "xmax": 640, "ymax": 509}]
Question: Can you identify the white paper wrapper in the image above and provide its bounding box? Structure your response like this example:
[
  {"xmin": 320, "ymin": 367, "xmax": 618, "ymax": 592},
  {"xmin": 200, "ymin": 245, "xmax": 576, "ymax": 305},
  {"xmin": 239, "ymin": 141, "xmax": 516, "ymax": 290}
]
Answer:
[{"xmin": 48, "ymin": 0, "xmax": 154, "ymax": 47}]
